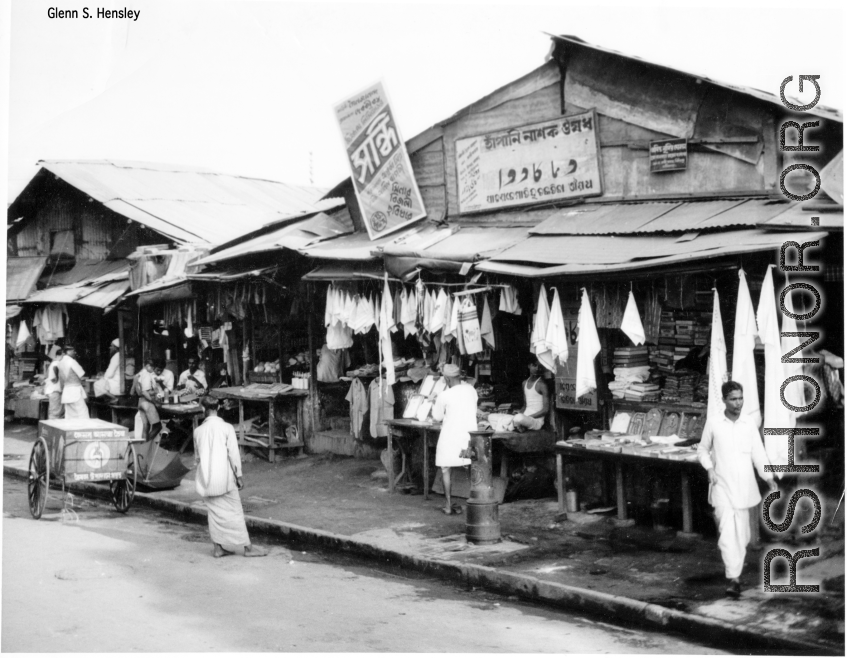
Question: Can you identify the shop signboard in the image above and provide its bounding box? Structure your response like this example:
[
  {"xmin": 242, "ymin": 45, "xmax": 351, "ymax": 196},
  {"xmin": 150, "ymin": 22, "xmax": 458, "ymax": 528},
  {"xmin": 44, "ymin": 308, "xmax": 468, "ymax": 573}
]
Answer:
[
  {"xmin": 649, "ymin": 138, "xmax": 688, "ymax": 173},
  {"xmin": 554, "ymin": 303, "xmax": 599, "ymax": 412},
  {"xmin": 455, "ymin": 110, "xmax": 603, "ymax": 214},
  {"xmin": 334, "ymin": 81, "xmax": 426, "ymax": 240}
]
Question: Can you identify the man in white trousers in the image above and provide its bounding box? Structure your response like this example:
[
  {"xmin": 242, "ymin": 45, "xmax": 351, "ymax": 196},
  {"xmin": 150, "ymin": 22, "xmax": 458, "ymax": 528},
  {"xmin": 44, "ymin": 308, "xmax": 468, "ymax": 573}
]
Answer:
[{"xmin": 698, "ymin": 380, "xmax": 776, "ymax": 598}]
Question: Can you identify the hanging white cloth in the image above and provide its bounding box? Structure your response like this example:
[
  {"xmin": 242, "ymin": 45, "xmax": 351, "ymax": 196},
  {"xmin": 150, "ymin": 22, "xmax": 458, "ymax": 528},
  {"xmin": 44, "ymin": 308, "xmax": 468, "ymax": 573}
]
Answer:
[
  {"xmin": 757, "ymin": 265, "xmax": 792, "ymax": 469},
  {"xmin": 731, "ymin": 270, "xmax": 762, "ymax": 429},
  {"xmin": 620, "ymin": 291, "xmax": 646, "ymax": 346},
  {"xmin": 499, "ymin": 285, "xmax": 522, "ymax": 315},
  {"xmin": 707, "ymin": 289, "xmax": 729, "ymax": 424},
  {"xmin": 480, "ymin": 295, "xmax": 495, "ymax": 349},
  {"xmin": 431, "ymin": 289, "xmax": 448, "ymax": 334},
  {"xmin": 780, "ymin": 272, "xmax": 809, "ymax": 419},
  {"xmin": 326, "ymin": 321, "xmax": 353, "ymax": 350},
  {"xmin": 459, "ymin": 297, "xmax": 483, "ymax": 355},
  {"xmin": 531, "ymin": 285, "xmax": 554, "ymax": 371},
  {"xmin": 575, "ymin": 288, "xmax": 601, "ymax": 399},
  {"xmin": 379, "ymin": 274, "xmax": 396, "ymax": 386},
  {"xmin": 545, "ymin": 288, "xmax": 568, "ymax": 367},
  {"xmin": 325, "ymin": 285, "xmax": 334, "ymax": 327},
  {"xmin": 16, "ymin": 320, "xmax": 31, "ymax": 347},
  {"xmin": 401, "ymin": 287, "xmax": 418, "ymax": 337}
]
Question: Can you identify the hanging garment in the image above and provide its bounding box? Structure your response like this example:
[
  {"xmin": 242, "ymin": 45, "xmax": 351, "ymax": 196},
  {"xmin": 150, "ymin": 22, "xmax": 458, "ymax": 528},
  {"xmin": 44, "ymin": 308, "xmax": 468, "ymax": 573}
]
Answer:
[
  {"xmin": 458, "ymin": 297, "xmax": 483, "ymax": 355},
  {"xmin": 621, "ymin": 291, "xmax": 646, "ymax": 346},
  {"xmin": 498, "ymin": 285, "xmax": 522, "ymax": 315},
  {"xmin": 379, "ymin": 275, "xmax": 396, "ymax": 385},
  {"xmin": 369, "ymin": 377, "xmax": 395, "ymax": 438},
  {"xmin": 430, "ymin": 289, "xmax": 448, "ymax": 335},
  {"xmin": 393, "ymin": 288, "xmax": 402, "ymax": 331},
  {"xmin": 345, "ymin": 378, "xmax": 369, "ymax": 439},
  {"xmin": 707, "ymin": 289, "xmax": 729, "ymax": 424},
  {"xmin": 325, "ymin": 285, "xmax": 334, "ymax": 327},
  {"xmin": 575, "ymin": 289, "xmax": 601, "ymax": 399},
  {"xmin": 326, "ymin": 321, "xmax": 354, "ymax": 350},
  {"xmin": 442, "ymin": 293, "xmax": 455, "ymax": 342},
  {"xmin": 780, "ymin": 272, "xmax": 808, "ymax": 419},
  {"xmin": 545, "ymin": 288, "xmax": 568, "ymax": 368},
  {"xmin": 531, "ymin": 286, "xmax": 554, "ymax": 372},
  {"xmin": 402, "ymin": 288, "xmax": 418, "ymax": 337},
  {"xmin": 731, "ymin": 270, "xmax": 762, "ymax": 429},
  {"xmin": 757, "ymin": 265, "xmax": 792, "ymax": 468},
  {"xmin": 16, "ymin": 320, "xmax": 31, "ymax": 347},
  {"xmin": 480, "ymin": 295, "xmax": 495, "ymax": 349},
  {"xmin": 317, "ymin": 345, "xmax": 346, "ymax": 383}
]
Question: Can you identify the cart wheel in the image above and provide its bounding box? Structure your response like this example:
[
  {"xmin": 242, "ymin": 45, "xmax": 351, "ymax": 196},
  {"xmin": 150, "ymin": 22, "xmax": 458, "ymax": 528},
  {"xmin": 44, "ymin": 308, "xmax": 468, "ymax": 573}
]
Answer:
[
  {"xmin": 27, "ymin": 438, "xmax": 50, "ymax": 519},
  {"xmin": 110, "ymin": 444, "xmax": 137, "ymax": 513}
]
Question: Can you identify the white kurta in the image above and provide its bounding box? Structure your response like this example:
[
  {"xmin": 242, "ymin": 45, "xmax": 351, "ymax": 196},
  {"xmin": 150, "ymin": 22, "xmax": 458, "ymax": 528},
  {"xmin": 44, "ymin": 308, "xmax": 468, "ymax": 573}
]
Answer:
[
  {"xmin": 698, "ymin": 414, "xmax": 773, "ymax": 578},
  {"xmin": 432, "ymin": 383, "xmax": 478, "ymax": 467},
  {"xmin": 178, "ymin": 368, "xmax": 208, "ymax": 391},
  {"xmin": 58, "ymin": 355, "xmax": 88, "ymax": 418},
  {"xmin": 194, "ymin": 415, "xmax": 250, "ymax": 547}
]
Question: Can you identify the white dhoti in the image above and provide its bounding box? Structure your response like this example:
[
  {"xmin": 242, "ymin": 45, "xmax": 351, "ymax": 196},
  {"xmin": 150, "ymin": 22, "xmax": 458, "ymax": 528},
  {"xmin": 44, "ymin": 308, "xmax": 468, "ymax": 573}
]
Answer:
[
  {"xmin": 48, "ymin": 392, "xmax": 63, "ymax": 420},
  {"xmin": 204, "ymin": 488, "xmax": 250, "ymax": 548},
  {"xmin": 93, "ymin": 378, "xmax": 110, "ymax": 397},
  {"xmin": 711, "ymin": 484, "xmax": 751, "ymax": 579},
  {"xmin": 61, "ymin": 385, "xmax": 89, "ymax": 419}
]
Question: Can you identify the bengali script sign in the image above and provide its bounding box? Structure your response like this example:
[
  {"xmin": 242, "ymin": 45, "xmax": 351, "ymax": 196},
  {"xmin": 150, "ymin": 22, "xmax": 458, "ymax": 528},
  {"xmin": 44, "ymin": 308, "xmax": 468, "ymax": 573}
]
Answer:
[
  {"xmin": 649, "ymin": 138, "xmax": 688, "ymax": 173},
  {"xmin": 455, "ymin": 110, "xmax": 603, "ymax": 213},
  {"xmin": 334, "ymin": 82, "xmax": 426, "ymax": 239}
]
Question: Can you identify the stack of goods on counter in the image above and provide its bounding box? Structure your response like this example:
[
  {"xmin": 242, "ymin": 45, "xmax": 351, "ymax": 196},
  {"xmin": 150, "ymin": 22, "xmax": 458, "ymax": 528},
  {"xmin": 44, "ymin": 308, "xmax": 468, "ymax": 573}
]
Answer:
[
  {"xmin": 662, "ymin": 371, "xmax": 700, "ymax": 403},
  {"xmin": 609, "ymin": 346, "xmax": 659, "ymax": 401}
]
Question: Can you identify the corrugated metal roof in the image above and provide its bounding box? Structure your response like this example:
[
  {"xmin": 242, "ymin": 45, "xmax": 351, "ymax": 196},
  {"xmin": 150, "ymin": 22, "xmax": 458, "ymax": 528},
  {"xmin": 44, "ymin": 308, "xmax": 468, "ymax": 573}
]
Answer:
[
  {"xmin": 20, "ymin": 160, "xmax": 332, "ymax": 246},
  {"xmin": 194, "ymin": 211, "xmax": 353, "ymax": 267},
  {"xmin": 529, "ymin": 199, "xmax": 793, "ymax": 235},
  {"xmin": 26, "ymin": 270, "xmax": 130, "ymax": 307},
  {"xmin": 757, "ymin": 203, "xmax": 844, "ymax": 231},
  {"xmin": 298, "ymin": 220, "xmax": 440, "ymax": 261},
  {"xmin": 547, "ymin": 35, "xmax": 842, "ymax": 124},
  {"xmin": 74, "ymin": 280, "xmax": 130, "ymax": 308},
  {"xmin": 302, "ymin": 262, "xmax": 390, "ymax": 281},
  {"xmin": 41, "ymin": 259, "xmax": 130, "ymax": 287},
  {"xmin": 382, "ymin": 226, "xmax": 528, "ymax": 261},
  {"xmin": 6, "ymin": 257, "xmax": 47, "ymax": 302},
  {"xmin": 477, "ymin": 229, "xmax": 828, "ymax": 277}
]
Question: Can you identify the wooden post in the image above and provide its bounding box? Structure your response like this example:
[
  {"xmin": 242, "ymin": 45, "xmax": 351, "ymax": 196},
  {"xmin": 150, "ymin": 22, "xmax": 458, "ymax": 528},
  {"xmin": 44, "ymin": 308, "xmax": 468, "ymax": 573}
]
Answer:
[
  {"xmin": 615, "ymin": 462, "xmax": 627, "ymax": 520},
  {"xmin": 118, "ymin": 310, "xmax": 126, "ymax": 395},
  {"xmin": 387, "ymin": 426, "xmax": 395, "ymax": 494},
  {"xmin": 268, "ymin": 400, "xmax": 275, "ymax": 463},
  {"xmin": 307, "ymin": 283, "xmax": 318, "ymax": 445},
  {"xmin": 681, "ymin": 471, "xmax": 693, "ymax": 533},
  {"xmin": 556, "ymin": 453, "xmax": 565, "ymax": 514}
]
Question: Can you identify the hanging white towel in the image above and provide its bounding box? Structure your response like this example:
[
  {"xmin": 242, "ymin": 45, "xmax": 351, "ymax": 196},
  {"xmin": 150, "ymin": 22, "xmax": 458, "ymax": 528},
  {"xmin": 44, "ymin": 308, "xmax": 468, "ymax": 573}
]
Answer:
[
  {"xmin": 732, "ymin": 270, "xmax": 762, "ymax": 429},
  {"xmin": 707, "ymin": 289, "xmax": 728, "ymax": 424},
  {"xmin": 499, "ymin": 285, "xmax": 522, "ymax": 315},
  {"xmin": 621, "ymin": 291, "xmax": 646, "ymax": 346},
  {"xmin": 16, "ymin": 320, "xmax": 31, "ymax": 347},
  {"xmin": 575, "ymin": 288, "xmax": 601, "ymax": 399},
  {"xmin": 545, "ymin": 288, "xmax": 568, "ymax": 367},
  {"xmin": 531, "ymin": 285, "xmax": 554, "ymax": 371},
  {"xmin": 325, "ymin": 285, "xmax": 334, "ymax": 327},
  {"xmin": 480, "ymin": 295, "xmax": 495, "ymax": 349},
  {"xmin": 459, "ymin": 297, "xmax": 483, "ymax": 354},
  {"xmin": 431, "ymin": 289, "xmax": 448, "ymax": 334},
  {"xmin": 379, "ymin": 275, "xmax": 396, "ymax": 385},
  {"xmin": 757, "ymin": 265, "xmax": 791, "ymax": 469}
]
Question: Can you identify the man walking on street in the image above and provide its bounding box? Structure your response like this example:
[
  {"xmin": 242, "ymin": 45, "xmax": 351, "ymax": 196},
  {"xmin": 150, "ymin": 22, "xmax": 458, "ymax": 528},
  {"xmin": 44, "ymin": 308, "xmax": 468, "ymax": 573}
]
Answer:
[
  {"xmin": 44, "ymin": 348, "xmax": 63, "ymax": 420},
  {"xmin": 697, "ymin": 380, "xmax": 775, "ymax": 598},
  {"xmin": 194, "ymin": 395, "xmax": 267, "ymax": 558},
  {"xmin": 58, "ymin": 345, "xmax": 89, "ymax": 419},
  {"xmin": 431, "ymin": 364, "xmax": 478, "ymax": 515}
]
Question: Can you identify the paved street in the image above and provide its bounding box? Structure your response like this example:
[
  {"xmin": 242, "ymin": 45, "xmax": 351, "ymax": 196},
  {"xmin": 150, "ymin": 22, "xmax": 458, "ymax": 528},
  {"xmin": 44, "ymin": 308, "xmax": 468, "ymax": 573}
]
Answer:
[{"xmin": 1, "ymin": 479, "xmax": 722, "ymax": 653}]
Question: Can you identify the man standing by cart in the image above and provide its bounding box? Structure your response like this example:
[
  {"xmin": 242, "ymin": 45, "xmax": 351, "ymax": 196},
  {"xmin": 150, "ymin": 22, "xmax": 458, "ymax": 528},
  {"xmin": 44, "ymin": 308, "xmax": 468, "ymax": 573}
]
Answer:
[
  {"xmin": 58, "ymin": 345, "xmax": 89, "ymax": 419},
  {"xmin": 431, "ymin": 364, "xmax": 478, "ymax": 516},
  {"xmin": 44, "ymin": 347, "xmax": 63, "ymax": 420},
  {"xmin": 697, "ymin": 380, "xmax": 776, "ymax": 598},
  {"xmin": 194, "ymin": 395, "xmax": 266, "ymax": 558}
]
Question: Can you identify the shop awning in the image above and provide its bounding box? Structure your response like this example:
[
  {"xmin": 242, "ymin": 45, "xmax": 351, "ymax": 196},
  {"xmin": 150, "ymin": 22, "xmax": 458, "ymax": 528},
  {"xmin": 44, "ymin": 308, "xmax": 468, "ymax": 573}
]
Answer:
[
  {"xmin": 298, "ymin": 220, "xmax": 441, "ymax": 261},
  {"xmin": 382, "ymin": 226, "xmax": 529, "ymax": 279},
  {"xmin": 6, "ymin": 257, "xmax": 47, "ymax": 302},
  {"xmin": 40, "ymin": 259, "xmax": 130, "ymax": 287},
  {"xmin": 302, "ymin": 262, "xmax": 392, "ymax": 281},
  {"xmin": 477, "ymin": 229, "xmax": 829, "ymax": 278},
  {"xmin": 756, "ymin": 203, "xmax": 843, "ymax": 231},
  {"xmin": 134, "ymin": 281, "xmax": 194, "ymax": 307},
  {"xmin": 194, "ymin": 211, "xmax": 353, "ymax": 267},
  {"xmin": 26, "ymin": 273, "xmax": 131, "ymax": 308},
  {"xmin": 529, "ymin": 199, "xmax": 792, "ymax": 235}
]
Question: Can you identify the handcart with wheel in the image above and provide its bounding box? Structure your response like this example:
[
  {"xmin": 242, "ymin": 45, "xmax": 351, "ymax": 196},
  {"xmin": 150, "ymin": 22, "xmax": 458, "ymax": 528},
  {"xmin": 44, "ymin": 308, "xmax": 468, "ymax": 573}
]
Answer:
[{"xmin": 27, "ymin": 418, "xmax": 140, "ymax": 519}]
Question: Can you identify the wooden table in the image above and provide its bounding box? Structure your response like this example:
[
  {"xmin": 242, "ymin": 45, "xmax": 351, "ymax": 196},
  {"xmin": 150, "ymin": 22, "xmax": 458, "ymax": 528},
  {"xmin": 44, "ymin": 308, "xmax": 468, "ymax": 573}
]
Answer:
[
  {"xmin": 209, "ymin": 387, "xmax": 309, "ymax": 462},
  {"xmin": 555, "ymin": 443, "xmax": 704, "ymax": 535}
]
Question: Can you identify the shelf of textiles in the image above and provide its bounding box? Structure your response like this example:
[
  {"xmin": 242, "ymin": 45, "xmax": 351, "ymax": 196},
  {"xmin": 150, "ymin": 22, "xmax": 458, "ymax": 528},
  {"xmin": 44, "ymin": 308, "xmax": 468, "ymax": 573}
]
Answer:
[
  {"xmin": 652, "ymin": 309, "xmax": 711, "ymax": 375},
  {"xmin": 8, "ymin": 357, "xmax": 38, "ymax": 382}
]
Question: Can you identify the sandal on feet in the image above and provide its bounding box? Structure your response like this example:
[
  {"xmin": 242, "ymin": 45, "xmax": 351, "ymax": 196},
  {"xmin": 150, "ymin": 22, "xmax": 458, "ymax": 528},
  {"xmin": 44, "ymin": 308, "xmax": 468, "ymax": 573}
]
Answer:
[
  {"xmin": 451, "ymin": 505, "xmax": 463, "ymax": 514},
  {"xmin": 244, "ymin": 546, "xmax": 268, "ymax": 557},
  {"xmin": 213, "ymin": 546, "xmax": 235, "ymax": 558}
]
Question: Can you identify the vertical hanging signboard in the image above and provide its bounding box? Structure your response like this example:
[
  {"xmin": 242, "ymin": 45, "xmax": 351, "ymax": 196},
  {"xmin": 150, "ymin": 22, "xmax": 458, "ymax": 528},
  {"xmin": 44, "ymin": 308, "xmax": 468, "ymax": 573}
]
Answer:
[
  {"xmin": 334, "ymin": 81, "xmax": 427, "ymax": 240},
  {"xmin": 554, "ymin": 303, "xmax": 599, "ymax": 411}
]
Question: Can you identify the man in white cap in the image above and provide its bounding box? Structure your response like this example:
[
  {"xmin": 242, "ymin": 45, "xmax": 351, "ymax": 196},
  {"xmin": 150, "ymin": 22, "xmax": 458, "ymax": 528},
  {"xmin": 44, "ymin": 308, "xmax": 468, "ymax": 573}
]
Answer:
[
  {"xmin": 93, "ymin": 339, "xmax": 123, "ymax": 399},
  {"xmin": 431, "ymin": 363, "xmax": 478, "ymax": 515}
]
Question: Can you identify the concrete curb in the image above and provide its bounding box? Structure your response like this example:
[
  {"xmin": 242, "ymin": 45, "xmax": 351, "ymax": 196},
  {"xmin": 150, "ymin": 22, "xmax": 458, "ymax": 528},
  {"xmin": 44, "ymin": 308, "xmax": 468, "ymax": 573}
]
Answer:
[{"xmin": 4, "ymin": 464, "xmax": 835, "ymax": 655}]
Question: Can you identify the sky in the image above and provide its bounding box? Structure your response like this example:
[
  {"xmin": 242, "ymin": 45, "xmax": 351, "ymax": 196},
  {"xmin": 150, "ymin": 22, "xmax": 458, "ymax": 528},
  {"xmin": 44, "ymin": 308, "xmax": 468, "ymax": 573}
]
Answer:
[{"xmin": 2, "ymin": 0, "xmax": 845, "ymax": 201}]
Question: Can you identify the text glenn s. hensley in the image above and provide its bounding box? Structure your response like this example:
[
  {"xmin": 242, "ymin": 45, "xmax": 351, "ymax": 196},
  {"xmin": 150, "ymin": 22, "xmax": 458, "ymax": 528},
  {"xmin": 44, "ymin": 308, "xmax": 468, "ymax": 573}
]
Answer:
[{"xmin": 48, "ymin": 7, "xmax": 141, "ymax": 21}]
